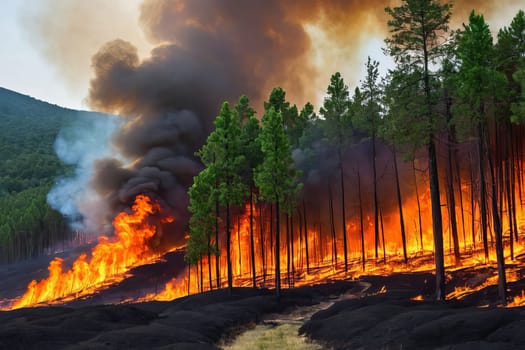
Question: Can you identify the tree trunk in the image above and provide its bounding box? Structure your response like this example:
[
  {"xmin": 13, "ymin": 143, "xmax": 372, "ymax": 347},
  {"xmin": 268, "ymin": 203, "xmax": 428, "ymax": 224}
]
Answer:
[
  {"xmin": 428, "ymin": 139, "xmax": 446, "ymax": 301},
  {"xmin": 478, "ymin": 124, "xmax": 489, "ymax": 261},
  {"xmin": 226, "ymin": 202, "xmax": 233, "ymax": 295},
  {"xmin": 455, "ymin": 150, "xmax": 467, "ymax": 251},
  {"xmin": 207, "ymin": 223, "xmax": 212, "ymax": 291},
  {"xmin": 286, "ymin": 213, "xmax": 291, "ymax": 288},
  {"xmin": 329, "ymin": 185, "xmax": 337, "ymax": 267},
  {"xmin": 372, "ymin": 133, "xmax": 380, "ymax": 259},
  {"xmin": 339, "ymin": 153, "xmax": 348, "ymax": 272},
  {"xmin": 487, "ymin": 137, "xmax": 507, "ymax": 305},
  {"xmin": 303, "ymin": 200, "xmax": 310, "ymax": 273},
  {"xmin": 259, "ymin": 204, "xmax": 266, "ymax": 283},
  {"xmin": 393, "ymin": 146, "xmax": 408, "ymax": 263},
  {"xmin": 380, "ymin": 206, "xmax": 386, "ymax": 264},
  {"xmin": 413, "ymin": 160, "xmax": 424, "ymax": 251},
  {"xmin": 469, "ymin": 152, "xmax": 477, "ymax": 249},
  {"xmin": 215, "ymin": 200, "xmax": 221, "ymax": 289},
  {"xmin": 358, "ymin": 168, "xmax": 366, "ymax": 271},
  {"xmin": 249, "ymin": 188, "xmax": 256, "ymax": 288},
  {"xmin": 275, "ymin": 199, "xmax": 281, "ymax": 298},
  {"xmin": 237, "ymin": 215, "xmax": 241, "ymax": 277},
  {"xmin": 291, "ymin": 214, "xmax": 295, "ymax": 287},
  {"xmin": 447, "ymin": 137, "xmax": 461, "ymax": 266}
]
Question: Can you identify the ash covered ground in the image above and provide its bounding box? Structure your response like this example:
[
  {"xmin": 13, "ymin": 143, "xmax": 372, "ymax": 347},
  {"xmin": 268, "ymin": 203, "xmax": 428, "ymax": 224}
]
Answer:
[{"xmin": 2, "ymin": 250, "xmax": 525, "ymax": 349}]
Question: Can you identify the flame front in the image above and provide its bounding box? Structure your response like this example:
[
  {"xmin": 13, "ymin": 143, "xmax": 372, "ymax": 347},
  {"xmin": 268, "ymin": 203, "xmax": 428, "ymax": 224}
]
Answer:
[{"xmin": 10, "ymin": 194, "xmax": 168, "ymax": 309}]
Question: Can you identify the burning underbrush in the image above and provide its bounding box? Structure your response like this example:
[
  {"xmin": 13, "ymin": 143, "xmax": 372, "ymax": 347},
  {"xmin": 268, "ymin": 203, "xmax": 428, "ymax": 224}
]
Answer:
[{"xmin": 3, "ymin": 190, "xmax": 525, "ymax": 311}]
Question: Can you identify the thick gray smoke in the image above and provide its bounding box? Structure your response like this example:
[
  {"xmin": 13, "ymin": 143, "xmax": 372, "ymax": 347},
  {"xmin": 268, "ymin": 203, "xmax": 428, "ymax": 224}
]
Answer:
[
  {"xmin": 47, "ymin": 112, "xmax": 120, "ymax": 233},
  {"xmin": 47, "ymin": 0, "xmax": 519, "ymax": 244}
]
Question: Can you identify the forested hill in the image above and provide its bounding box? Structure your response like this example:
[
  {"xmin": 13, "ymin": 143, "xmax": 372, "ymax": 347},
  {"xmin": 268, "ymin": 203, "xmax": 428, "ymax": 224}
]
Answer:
[
  {"xmin": 0, "ymin": 87, "xmax": 98, "ymax": 263},
  {"xmin": 0, "ymin": 87, "xmax": 77, "ymax": 195}
]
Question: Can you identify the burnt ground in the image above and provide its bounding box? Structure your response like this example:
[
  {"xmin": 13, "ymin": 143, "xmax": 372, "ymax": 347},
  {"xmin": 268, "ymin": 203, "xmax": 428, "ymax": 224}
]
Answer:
[
  {"xmin": 3, "ymin": 251, "xmax": 525, "ymax": 349},
  {"xmin": 300, "ymin": 273, "xmax": 525, "ymax": 350},
  {"xmin": 0, "ymin": 282, "xmax": 354, "ymax": 350}
]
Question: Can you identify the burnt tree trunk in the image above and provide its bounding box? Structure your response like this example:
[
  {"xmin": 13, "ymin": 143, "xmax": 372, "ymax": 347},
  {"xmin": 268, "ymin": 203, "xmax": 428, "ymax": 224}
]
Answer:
[
  {"xmin": 275, "ymin": 199, "xmax": 281, "ymax": 298},
  {"xmin": 487, "ymin": 136, "xmax": 508, "ymax": 305},
  {"xmin": 215, "ymin": 200, "xmax": 221, "ymax": 289},
  {"xmin": 372, "ymin": 133, "xmax": 379, "ymax": 259},
  {"xmin": 393, "ymin": 146, "xmax": 408, "ymax": 263},
  {"xmin": 303, "ymin": 200, "xmax": 310, "ymax": 273},
  {"xmin": 358, "ymin": 168, "xmax": 366, "ymax": 271},
  {"xmin": 447, "ymin": 136, "xmax": 461, "ymax": 266},
  {"xmin": 329, "ymin": 185, "xmax": 337, "ymax": 267},
  {"xmin": 413, "ymin": 161, "xmax": 424, "ymax": 251},
  {"xmin": 339, "ymin": 150, "xmax": 349, "ymax": 272},
  {"xmin": 226, "ymin": 202, "xmax": 233, "ymax": 295},
  {"xmin": 428, "ymin": 139, "xmax": 446, "ymax": 301},
  {"xmin": 478, "ymin": 124, "xmax": 489, "ymax": 261},
  {"xmin": 249, "ymin": 189, "xmax": 256, "ymax": 288}
]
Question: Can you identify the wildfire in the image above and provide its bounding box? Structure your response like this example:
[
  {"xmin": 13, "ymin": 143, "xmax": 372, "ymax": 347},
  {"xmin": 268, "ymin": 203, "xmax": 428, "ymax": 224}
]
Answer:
[{"xmin": 9, "ymin": 194, "xmax": 171, "ymax": 309}]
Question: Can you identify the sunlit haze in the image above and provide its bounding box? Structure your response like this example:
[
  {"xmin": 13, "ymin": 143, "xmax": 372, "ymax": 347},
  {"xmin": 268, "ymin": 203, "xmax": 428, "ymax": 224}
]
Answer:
[{"xmin": 0, "ymin": 0, "xmax": 523, "ymax": 111}]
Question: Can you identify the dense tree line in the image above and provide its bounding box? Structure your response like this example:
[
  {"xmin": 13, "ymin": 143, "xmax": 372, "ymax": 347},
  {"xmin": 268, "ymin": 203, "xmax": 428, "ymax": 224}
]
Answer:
[
  {"xmin": 186, "ymin": 2, "xmax": 525, "ymax": 304},
  {"xmin": 0, "ymin": 88, "xmax": 100, "ymax": 262}
]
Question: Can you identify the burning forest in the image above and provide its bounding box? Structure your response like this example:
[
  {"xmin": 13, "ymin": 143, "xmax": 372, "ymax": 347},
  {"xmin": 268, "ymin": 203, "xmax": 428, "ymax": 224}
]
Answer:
[{"xmin": 3, "ymin": 2, "xmax": 525, "ymax": 346}]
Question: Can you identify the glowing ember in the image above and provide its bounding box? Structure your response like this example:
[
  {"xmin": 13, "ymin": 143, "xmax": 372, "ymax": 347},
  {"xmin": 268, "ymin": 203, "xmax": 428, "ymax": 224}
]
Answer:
[
  {"xmin": 10, "ymin": 194, "xmax": 170, "ymax": 309},
  {"xmin": 508, "ymin": 290, "xmax": 525, "ymax": 307}
]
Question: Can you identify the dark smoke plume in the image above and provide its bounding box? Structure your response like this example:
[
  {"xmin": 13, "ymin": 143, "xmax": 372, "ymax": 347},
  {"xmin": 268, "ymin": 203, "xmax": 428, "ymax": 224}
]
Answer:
[{"xmin": 59, "ymin": 0, "xmax": 519, "ymax": 244}]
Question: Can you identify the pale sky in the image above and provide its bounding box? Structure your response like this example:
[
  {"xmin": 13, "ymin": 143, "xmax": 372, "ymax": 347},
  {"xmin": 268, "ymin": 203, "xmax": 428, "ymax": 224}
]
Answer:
[
  {"xmin": 0, "ymin": 1, "xmax": 83, "ymax": 109},
  {"xmin": 0, "ymin": 1, "xmax": 523, "ymax": 111}
]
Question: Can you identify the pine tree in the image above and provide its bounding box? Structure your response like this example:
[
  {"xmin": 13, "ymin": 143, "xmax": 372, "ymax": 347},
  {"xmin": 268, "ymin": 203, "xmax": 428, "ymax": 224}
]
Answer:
[
  {"xmin": 255, "ymin": 107, "xmax": 301, "ymax": 297},
  {"xmin": 320, "ymin": 72, "xmax": 352, "ymax": 272},
  {"xmin": 384, "ymin": 0, "xmax": 453, "ymax": 300}
]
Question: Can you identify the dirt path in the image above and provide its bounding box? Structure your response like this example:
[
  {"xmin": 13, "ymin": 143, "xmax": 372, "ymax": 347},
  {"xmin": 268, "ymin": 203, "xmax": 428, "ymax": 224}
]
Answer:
[{"xmin": 221, "ymin": 282, "xmax": 371, "ymax": 350}]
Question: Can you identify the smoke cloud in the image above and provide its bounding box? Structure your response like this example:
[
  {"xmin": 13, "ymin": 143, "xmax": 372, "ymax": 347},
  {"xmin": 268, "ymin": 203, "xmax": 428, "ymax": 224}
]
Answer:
[
  {"xmin": 31, "ymin": 0, "xmax": 524, "ymax": 243},
  {"xmin": 46, "ymin": 112, "xmax": 120, "ymax": 233}
]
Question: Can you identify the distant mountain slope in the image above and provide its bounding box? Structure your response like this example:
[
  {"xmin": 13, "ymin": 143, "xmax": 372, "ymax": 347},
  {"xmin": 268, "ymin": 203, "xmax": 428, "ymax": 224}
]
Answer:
[
  {"xmin": 0, "ymin": 87, "xmax": 109, "ymax": 262},
  {"xmin": 0, "ymin": 87, "xmax": 105, "ymax": 194}
]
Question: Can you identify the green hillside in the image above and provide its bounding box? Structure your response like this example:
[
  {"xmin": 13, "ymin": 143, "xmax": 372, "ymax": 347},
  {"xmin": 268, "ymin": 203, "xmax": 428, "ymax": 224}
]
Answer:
[{"xmin": 0, "ymin": 87, "xmax": 100, "ymax": 262}]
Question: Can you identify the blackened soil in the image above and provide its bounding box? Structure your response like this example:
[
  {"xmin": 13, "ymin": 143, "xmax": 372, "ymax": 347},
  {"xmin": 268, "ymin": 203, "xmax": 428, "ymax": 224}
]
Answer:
[
  {"xmin": 0, "ymin": 281, "xmax": 356, "ymax": 350},
  {"xmin": 300, "ymin": 273, "xmax": 525, "ymax": 350}
]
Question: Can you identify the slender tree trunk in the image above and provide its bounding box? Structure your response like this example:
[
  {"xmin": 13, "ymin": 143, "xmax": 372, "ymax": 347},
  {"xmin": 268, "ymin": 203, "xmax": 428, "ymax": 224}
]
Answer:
[
  {"xmin": 207, "ymin": 227, "xmax": 212, "ymax": 291},
  {"xmin": 339, "ymin": 152, "xmax": 349, "ymax": 272},
  {"xmin": 506, "ymin": 157, "xmax": 514, "ymax": 260},
  {"xmin": 303, "ymin": 200, "xmax": 310, "ymax": 273},
  {"xmin": 199, "ymin": 255, "xmax": 204, "ymax": 293},
  {"xmin": 270, "ymin": 204, "xmax": 274, "ymax": 269},
  {"xmin": 215, "ymin": 201, "xmax": 221, "ymax": 289},
  {"xmin": 275, "ymin": 199, "xmax": 281, "ymax": 298},
  {"xmin": 455, "ymin": 151, "xmax": 467, "ymax": 251},
  {"xmin": 428, "ymin": 139, "xmax": 446, "ymax": 301},
  {"xmin": 469, "ymin": 152, "xmax": 477, "ymax": 249},
  {"xmin": 413, "ymin": 160, "xmax": 424, "ymax": 251},
  {"xmin": 259, "ymin": 205, "xmax": 266, "ymax": 283},
  {"xmin": 358, "ymin": 168, "xmax": 366, "ymax": 271},
  {"xmin": 393, "ymin": 146, "xmax": 408, "ymax": 263},
  {"xmin": 510, "ymin": 127, "xmax": 519, "ymax": 242},
  {"xmin": 286, "ymin": 213, "xmax": 291, "ymax": 288},
  {"xmin": 329, "ymin": 185, "xmax": 337, "ymax": 267},
  {"xmin": 372, "ymin": 133, "xmax": 379, "ymax": 259},
  {"xmin": 237, "ymin": 215, "xmax": 241, "ymax": 277},
  {"xmin": 487, "ymin": 138, "xmax": 507, "ymax": 305},
  {"xmin": 291, "ymin": 214, "xmax": 295, "ymax": 287},
  {"xmin": 380, "ymin": 206, "xmax": 386, "ymax": 264},
  {"xmin": 249, "ymin": 188, "xmax": 256, "ymax": 288},
  {"xmin": 447, "ymin": 138, "xmax": 461, "ymax": 266},
  {"xmin": 226, "ymin": 203, "xmax": 233, "ymax": 295},
  {"xmin": 479, "ymin": 124, "xmax": 489, "ymax": 261}
]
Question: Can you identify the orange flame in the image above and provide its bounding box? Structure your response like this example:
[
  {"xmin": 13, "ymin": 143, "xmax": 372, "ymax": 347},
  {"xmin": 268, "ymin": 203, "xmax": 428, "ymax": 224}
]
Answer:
[{"xmin": 10, "ymin": 194, "xmax": 169, "ymax": 309}]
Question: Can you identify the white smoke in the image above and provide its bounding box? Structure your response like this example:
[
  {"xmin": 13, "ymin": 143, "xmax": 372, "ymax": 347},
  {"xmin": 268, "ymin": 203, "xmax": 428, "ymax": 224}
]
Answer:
[{"xmin": 47, "ymin": 111, "xmax": 121, "ymax": 233}]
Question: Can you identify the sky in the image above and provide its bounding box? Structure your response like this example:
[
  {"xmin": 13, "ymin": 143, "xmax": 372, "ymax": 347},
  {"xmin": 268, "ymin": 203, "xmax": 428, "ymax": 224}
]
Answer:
[{"xmin": 0, "ymin": 1, "xmax": 523, "ymax": 111}]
